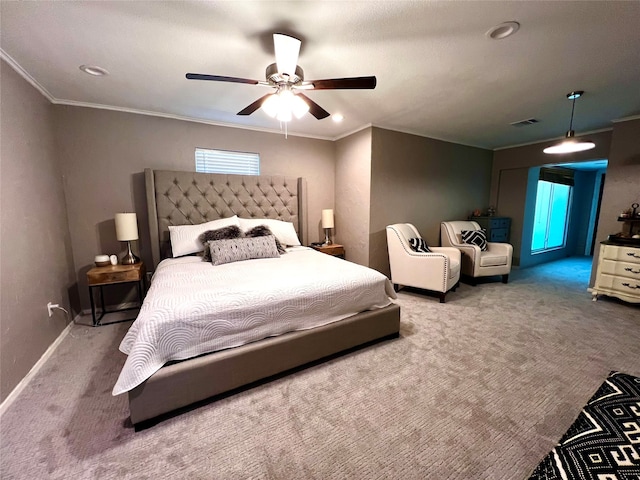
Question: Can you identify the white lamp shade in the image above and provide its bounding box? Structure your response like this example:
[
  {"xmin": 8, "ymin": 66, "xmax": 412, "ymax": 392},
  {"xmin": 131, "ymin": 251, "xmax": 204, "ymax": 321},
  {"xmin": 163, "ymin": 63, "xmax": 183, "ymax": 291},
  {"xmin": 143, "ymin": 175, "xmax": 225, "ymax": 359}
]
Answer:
[
  {"xmin": 321, "ymin": 209, "xmax": 334, "ymax": 229},
  {"xmin": 115, "ymin": 213, "xmax": 139, "ymax": 241}
]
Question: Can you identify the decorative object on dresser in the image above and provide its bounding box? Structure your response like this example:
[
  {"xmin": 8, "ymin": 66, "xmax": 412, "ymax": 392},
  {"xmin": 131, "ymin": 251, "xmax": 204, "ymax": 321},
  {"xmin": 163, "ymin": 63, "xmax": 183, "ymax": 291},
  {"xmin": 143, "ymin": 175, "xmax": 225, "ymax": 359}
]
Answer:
[
  {"xmin": 86, "ymin": 262, "xmax": 146, "ymax": 326},
  {"xmin": 115, "ymin": 212, "xmax": 141, "ymax": 265},
  {"xmin": 94, "ymin": 254, "xmax": 110, "ymax": 267},
  {"xmin": 322, "ymin": 209, "xmax": 334, "ymax": 245},
  {"xmin": 609, "ymin": 202, "xmax": 640, "ymax": 246},
  {"xmin": 440, "ymin": 220, "xmax": 513, "ymax": 285},
  {"xmin": 471, "ymin": 216, "xmax": 511, "ymax": 243},
  {"xmin": 528, "ymin": 371, "xmax": 640, "ymax": 480},
  {"xmin": 590, "ymin": 241, "xmax": 640, "ymax": 304},
  {"xmin": 386, "ymin": 223, "xmax": 461, "ymax": 302},
  {"xmin": 311, "ymin": 243, "xmax": 345, "ymax": 259}
]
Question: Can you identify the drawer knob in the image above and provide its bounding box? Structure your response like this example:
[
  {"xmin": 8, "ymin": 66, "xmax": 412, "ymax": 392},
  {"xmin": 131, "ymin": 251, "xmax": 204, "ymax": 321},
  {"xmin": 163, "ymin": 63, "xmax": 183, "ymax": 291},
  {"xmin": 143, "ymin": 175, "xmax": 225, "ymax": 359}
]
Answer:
[
  {"xmin": 621, "ymin": 282, "xmax": 640, "ymax": 290},
  {"xmin": 626, "ymin": 252, "xmax": 640, "ymax": 259},
  {"xmin": 624, "ymin": 267, "xmax": 640, "ymax": 274}
]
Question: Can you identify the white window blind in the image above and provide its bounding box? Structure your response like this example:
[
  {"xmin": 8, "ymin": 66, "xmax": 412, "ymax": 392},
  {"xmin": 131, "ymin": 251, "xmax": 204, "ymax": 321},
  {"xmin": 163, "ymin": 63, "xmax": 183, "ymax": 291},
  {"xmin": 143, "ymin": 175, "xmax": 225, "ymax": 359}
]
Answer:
[{"xmin": 195, "ymin": 148, "xmax": 260, "ymax": 175}]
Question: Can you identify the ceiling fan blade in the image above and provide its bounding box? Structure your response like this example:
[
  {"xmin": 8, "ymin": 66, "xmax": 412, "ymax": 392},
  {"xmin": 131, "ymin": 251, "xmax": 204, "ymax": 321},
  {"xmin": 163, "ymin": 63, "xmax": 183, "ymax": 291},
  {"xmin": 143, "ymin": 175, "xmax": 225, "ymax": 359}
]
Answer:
[
  {"xmin": 237, "ymin": 94, "xmax": 273, "ymax": 116},
  {"xmin": 273, "ymin": 33, "xmax": 301, "ymax": 77},
  {"xmin": 303, "ymin": 76, "xmax": 377, "ymax": 90},
  {"xmin": 186, "ymin": 73, "xmax": 259, "ymax": 85},
  {"xmin": 297, "ymin": 93, "xmax": 330, "ymax": 120}
]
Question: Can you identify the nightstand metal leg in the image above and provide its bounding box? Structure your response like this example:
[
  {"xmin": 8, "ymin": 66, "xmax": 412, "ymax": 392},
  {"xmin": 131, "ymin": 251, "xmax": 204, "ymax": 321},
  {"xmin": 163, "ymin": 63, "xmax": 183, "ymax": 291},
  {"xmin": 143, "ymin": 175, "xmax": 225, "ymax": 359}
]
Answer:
[
  {"xmin": 89, "ymin": 286, "xmax": 97, "ymax": 326},
  {"xmin": 137, "ymin": 280, "xmax": 143, "ymax": 306}
]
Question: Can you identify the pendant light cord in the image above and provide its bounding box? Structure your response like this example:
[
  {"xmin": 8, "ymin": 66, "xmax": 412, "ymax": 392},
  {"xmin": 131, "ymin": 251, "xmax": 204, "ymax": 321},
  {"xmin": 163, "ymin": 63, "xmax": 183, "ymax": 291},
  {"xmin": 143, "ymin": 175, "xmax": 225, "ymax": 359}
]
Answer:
[{"xmin": 568, "ymin": 96, "xmax": 576, "ymax": 131}]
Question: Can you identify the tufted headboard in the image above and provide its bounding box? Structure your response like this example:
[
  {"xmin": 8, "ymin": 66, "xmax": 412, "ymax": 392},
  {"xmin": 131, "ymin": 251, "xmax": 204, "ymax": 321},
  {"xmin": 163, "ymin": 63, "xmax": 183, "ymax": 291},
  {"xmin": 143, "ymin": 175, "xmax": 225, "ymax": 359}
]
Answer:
[{"xmin": 145, "ymin": 168, "xmax": 307, "ymax": 268}]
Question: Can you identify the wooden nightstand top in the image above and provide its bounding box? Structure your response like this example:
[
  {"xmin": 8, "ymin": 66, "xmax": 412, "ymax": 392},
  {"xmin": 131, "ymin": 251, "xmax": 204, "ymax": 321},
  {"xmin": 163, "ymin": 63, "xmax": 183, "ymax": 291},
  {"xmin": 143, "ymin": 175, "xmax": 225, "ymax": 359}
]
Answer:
[
  {"xmin": 87, "ymin": 262, "xmax": 145, "ymax": 286},
  {"xmin": 311, "ymin": 244, "xmax": 345, "ymax": 257}
]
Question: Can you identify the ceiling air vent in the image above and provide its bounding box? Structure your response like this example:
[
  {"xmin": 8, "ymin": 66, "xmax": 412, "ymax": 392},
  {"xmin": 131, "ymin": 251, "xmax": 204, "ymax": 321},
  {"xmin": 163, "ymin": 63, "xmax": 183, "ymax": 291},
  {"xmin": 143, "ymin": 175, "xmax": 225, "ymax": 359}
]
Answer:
[{"xmin": 510, "ymin": 118, "xmax": 539, "ymax": 127}]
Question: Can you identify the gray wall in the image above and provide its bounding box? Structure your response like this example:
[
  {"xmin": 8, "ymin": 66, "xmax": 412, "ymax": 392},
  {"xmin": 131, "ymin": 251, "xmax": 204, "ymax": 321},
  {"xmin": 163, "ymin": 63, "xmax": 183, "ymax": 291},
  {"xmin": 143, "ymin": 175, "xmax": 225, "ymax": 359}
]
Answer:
[
  {"xmin": 591, "ymin": 118, "xmax": 640, "ymax": 284},
  {"xmin": 335, "ymin": 128, "xmax": 372, "ymax": 266},
  {"xmin": 0, "ymin": 61, "xmax": 75, "ymax": 402},
  {"xmin": 492, "ymin": 122, "xmax": 640, "ymax": 284},
  {"xmin": 53, "ymin": 106, "xmax": 336, "ymax": 312},
  {"xmin": 369, "ymin": 127, "xmax": 493, "ymax": 277},
  {"xmin": 492, "ymin": 131, "xmax": 613, "ymax": 266}
]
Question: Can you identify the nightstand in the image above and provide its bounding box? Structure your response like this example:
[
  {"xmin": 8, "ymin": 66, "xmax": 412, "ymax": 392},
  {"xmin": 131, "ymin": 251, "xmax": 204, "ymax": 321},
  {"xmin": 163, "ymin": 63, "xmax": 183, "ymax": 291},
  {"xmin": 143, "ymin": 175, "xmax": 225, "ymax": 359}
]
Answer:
[
  {"xmin": 311, "ymin": 244, "xmax": 345, "ymax": 259},
  {"xmin": 86, "ymin": 262, "xmax": 146, "ymax": 326}
]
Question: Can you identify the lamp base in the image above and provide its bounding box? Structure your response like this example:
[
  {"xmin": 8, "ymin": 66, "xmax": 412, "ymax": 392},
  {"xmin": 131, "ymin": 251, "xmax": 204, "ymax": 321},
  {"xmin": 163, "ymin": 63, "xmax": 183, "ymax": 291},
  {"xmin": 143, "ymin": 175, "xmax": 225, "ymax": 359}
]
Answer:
[
  {"xmin": 120, "ymin": 241, "xmax": 140, "ymax": 265},
  {"xmin": 323, "ymin": 229, "xmax": 332, "ymax": 246}
]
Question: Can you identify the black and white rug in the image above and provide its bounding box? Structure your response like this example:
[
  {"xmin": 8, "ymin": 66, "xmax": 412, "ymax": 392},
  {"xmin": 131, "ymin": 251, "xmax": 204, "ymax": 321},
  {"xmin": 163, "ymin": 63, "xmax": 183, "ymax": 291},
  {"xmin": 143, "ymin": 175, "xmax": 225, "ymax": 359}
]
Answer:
[{"xmin": 529, "ymin": 371, "xmax": 640, "ymax": 480}]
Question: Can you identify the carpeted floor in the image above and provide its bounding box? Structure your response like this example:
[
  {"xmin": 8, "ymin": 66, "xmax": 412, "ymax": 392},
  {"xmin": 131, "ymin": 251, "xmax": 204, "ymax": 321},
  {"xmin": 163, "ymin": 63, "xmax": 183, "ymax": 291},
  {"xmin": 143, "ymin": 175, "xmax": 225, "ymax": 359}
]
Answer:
[{"xmin": 1, "ymin": 256, "xmax": 639, "ymax": 479}]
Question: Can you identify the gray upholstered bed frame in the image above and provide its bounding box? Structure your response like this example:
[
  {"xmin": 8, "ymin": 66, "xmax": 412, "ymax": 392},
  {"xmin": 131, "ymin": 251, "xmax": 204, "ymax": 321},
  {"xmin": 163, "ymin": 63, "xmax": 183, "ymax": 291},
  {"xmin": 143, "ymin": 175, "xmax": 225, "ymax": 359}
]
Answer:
[{"xmin": 127, "ymin": 169, "xmax": 400, "ymax": 427}]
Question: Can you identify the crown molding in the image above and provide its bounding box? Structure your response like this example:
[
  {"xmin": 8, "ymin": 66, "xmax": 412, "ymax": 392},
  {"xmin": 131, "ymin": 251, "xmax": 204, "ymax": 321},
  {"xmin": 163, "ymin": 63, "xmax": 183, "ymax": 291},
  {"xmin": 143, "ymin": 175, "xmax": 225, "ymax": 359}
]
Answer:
[
  {"xmin": 611, "ymin": 114, "xmax": 640, "ymax": 123},
  {"xmin": 52, "ymin": 99, "xmax": 336, "ymax": 141},
  {"xmin": 370, "ymin": 124, "xmax": 489, "ymax": 150},
  {"xmin": 493, "ymin": 127, "xmax": 613, "ymax": 151},
  {"xmin": 0, "ymin": 48, "xmax": 55, "ymax": 102}
]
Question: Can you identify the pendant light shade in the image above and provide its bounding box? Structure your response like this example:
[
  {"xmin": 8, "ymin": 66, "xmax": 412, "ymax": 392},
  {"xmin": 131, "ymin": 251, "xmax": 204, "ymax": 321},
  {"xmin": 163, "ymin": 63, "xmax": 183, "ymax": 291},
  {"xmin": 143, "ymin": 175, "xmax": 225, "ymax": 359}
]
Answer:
[{"xmin": 543, "ymin": 91, "xmax": 595, "ymax": 155}]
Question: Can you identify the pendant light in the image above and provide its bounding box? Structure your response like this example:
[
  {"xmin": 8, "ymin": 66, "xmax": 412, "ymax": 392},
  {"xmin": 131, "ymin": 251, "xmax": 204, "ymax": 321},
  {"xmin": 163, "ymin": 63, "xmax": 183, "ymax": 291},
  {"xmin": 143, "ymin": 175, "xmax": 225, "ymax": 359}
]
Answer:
[{"xmin": 543, "ymin": 91, "xmax": 595, "ymax": 154}]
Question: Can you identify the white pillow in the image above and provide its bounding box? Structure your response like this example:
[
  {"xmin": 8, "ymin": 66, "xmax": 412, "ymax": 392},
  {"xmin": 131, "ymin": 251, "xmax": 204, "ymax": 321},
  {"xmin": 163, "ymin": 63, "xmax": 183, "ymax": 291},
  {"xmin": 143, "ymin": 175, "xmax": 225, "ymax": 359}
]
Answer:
[
  {"xmin": 169, "ymin": 216, "xmax": 240, "ymax": 257},
  {"xmin": 238, "ymin": 217, "xmax": 301, "ymax": 246}
]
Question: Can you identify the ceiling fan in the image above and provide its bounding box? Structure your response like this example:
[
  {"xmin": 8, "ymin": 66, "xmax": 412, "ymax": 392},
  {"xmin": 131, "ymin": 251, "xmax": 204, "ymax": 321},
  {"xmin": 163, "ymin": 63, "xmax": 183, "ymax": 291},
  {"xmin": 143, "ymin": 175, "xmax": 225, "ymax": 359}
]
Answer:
[{"xmin": 186, "ymin": 33, "xmax": 376, "ymax": 122}]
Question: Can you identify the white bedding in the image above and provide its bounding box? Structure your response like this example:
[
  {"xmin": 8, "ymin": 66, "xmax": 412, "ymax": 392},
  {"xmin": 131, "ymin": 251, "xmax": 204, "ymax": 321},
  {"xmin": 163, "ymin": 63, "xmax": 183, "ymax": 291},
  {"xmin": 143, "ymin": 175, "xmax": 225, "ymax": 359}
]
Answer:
[{"xmin": 112, "ymin": 247, "xmax": 396, "ymax": 395}]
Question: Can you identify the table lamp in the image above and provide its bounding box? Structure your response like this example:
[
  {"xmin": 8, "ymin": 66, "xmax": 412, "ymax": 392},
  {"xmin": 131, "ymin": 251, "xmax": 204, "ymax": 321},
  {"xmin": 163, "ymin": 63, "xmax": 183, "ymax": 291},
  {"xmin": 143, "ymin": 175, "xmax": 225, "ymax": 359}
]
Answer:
[
  {"xmin": 322, "ymin": 209, "xmax": 334, "ymax": 246},
  {"xmin": 115, "ymin": 213, "xmax": 140, "ymax": 264}
]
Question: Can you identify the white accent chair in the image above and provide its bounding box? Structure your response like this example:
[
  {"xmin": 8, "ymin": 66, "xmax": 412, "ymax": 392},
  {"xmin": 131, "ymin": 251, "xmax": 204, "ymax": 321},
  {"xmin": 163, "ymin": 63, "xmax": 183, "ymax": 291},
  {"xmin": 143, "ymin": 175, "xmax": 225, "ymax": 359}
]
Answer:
[
  {"xmin": 440, "ymin": 220, "xmax": 513, "ymax": 285},
  {"xmin": 386, "ymin": 223, "xmax": 461, "ymax": 303}
]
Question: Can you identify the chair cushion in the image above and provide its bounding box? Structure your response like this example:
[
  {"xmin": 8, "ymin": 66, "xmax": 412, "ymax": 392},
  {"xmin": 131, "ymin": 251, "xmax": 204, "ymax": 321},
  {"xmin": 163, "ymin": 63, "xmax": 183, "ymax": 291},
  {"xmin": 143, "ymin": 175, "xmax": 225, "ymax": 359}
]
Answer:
[
  {"xmin": 461, "ymin": 229, "xmax": 488, "ymax": 251},
  {"xmin": 480, "ymin": 254, "xmax": 508, "ymax": 267},
  {"xmin": 449, "ymin": 257, "xmax": 461, "ymax": 279},
  {"xmin": 409, "ymin": 237, "xmax": 431, "ymax": 252}
]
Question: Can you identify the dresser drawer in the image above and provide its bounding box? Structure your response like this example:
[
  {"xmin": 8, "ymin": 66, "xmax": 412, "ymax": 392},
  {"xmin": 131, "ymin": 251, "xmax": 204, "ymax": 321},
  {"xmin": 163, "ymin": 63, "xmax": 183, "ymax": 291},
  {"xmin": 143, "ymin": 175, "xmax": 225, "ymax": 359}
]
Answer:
[
  {"xmin": 491, "ymin": 218, "xmax": 510, "ymax": 229},
  {"xmin": 602, "ymin": 245, "xmax": 640, "ymax": 264},
  {"xmin": 489, "ymin": 228, "xmax": 509, "ymax": 242},
  {"xmin": 600, "ymin": 259, "xmax": 640, "ymax": 279},
  {"xmin": 595, "ymin": 273, "xmax": 640, "ymax": 296}
]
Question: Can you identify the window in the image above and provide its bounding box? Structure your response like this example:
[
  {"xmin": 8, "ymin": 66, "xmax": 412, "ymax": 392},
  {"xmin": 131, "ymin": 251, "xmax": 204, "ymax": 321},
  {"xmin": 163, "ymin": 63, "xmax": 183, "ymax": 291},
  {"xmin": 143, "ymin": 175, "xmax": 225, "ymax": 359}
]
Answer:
[
  {"xmin": 195, "ymin": 148, "xmax": 260, "ymax": 175},
  {"xmin": 531, "ymin": 180, "xmax": 572, "ymax": 252}
]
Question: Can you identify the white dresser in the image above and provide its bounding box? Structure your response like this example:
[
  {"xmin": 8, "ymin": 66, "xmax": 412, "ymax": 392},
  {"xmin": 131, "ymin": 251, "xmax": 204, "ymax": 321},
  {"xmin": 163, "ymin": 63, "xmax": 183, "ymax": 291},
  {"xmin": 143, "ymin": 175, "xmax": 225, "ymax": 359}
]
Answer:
[{"xmin": 590, "ymin": 241, "xmax": 640, "ymax": 304}]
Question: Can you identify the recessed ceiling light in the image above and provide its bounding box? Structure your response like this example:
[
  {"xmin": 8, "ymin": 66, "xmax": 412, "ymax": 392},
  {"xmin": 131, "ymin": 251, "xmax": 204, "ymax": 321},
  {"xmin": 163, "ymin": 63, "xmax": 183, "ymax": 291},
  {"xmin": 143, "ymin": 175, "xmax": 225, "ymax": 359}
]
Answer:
[
  {"xmin": 486, "ymin": 21, "xmax": 520, "ymax": 40},
  {"xmin": 332, "ymin": 113, "xmax": 344, "ymax": 122},
  {"xmin": 79, "ymin": 65, "xmax": 109, "ymax": 76}
]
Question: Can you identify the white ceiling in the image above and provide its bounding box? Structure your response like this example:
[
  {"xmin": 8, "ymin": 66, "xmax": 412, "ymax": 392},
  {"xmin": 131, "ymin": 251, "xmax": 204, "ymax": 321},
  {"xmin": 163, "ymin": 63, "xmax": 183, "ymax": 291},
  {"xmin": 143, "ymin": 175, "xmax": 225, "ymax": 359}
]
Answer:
[{"xmin": 2, "ymin": 1, "xmax": 639, "ymax": 149}]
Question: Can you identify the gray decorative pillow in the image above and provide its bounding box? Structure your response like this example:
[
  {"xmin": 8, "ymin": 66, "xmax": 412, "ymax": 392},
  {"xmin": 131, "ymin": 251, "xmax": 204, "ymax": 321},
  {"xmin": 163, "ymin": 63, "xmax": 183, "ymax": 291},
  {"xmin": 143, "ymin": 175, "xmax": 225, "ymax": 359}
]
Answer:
[
  {"xmin": 208, "ymin": 235, "xmax": 280, "ymax": 266},
  {"xmin": 199, "ymin": 225, "xmax": 243, "ymax": 261},
  {"xmin": 245, "ymin": 225, "xmax": 286, "ymax": 254}
]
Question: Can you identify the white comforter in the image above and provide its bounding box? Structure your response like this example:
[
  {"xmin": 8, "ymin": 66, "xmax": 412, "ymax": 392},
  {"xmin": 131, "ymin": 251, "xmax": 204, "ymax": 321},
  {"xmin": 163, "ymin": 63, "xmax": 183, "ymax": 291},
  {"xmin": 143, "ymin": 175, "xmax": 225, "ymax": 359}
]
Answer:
[{"xmin": 113, "ymin": 247, "xmax": 396, "ymax": 395}]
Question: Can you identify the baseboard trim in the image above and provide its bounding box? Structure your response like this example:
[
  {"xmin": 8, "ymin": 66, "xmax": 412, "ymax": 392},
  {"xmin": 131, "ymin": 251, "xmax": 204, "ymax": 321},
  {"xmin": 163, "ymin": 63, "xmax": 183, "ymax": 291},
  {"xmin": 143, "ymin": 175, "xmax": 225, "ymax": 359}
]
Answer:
[
  {"xmin": 0, "ymin": 316, "xmax": 79, "ymax": 416},
  {"xmin": 80, "ymin": 300, "xmax": 141, "ymax": 316}
]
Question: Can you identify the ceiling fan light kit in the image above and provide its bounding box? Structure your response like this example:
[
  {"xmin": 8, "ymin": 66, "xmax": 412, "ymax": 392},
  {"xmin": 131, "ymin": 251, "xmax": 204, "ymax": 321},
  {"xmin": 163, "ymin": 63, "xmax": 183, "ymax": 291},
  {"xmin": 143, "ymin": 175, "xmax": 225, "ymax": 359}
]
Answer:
[
  {"xmin": 543, "ymin": 90, "xmax": 596, "ymax": 155},
  {"xmin": 186, "ymin": 33, "xmax": 376, "ymax": 126},
  {"xmin": 262, "ymin": 88, "xmax": 309, "ymax": 122}
]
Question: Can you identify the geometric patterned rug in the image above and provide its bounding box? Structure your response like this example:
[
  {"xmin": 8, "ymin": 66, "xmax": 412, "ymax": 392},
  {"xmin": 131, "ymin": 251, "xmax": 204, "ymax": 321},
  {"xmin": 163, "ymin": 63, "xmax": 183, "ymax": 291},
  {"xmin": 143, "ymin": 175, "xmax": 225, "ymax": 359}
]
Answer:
[{"xmin": 528, "ymin": 371, "xmax": 640, "ymax": 480}]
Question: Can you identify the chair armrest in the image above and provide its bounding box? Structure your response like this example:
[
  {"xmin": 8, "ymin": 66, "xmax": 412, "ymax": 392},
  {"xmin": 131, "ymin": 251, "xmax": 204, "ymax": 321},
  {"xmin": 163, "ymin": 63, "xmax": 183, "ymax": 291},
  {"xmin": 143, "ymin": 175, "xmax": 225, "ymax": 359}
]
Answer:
[
  {"xmin": 486, "ymin": 242, "xmax": 513, "ymax": 256},
  {"xmin": 455, "ymin": 243, "xmax": 480, "ymax": 258},
  {"xmin": 429, "ymin": 246, "xmax": 461, "ymax": 264}
]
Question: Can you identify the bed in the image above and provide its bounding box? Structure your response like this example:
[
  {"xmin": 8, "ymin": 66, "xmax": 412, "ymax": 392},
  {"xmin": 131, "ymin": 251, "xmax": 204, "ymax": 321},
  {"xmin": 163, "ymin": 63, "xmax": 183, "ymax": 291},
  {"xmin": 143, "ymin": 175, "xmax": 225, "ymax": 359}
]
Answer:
[{"xmin": 121, "ymin": 169, "xmax": 401, "ymax": 427}]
